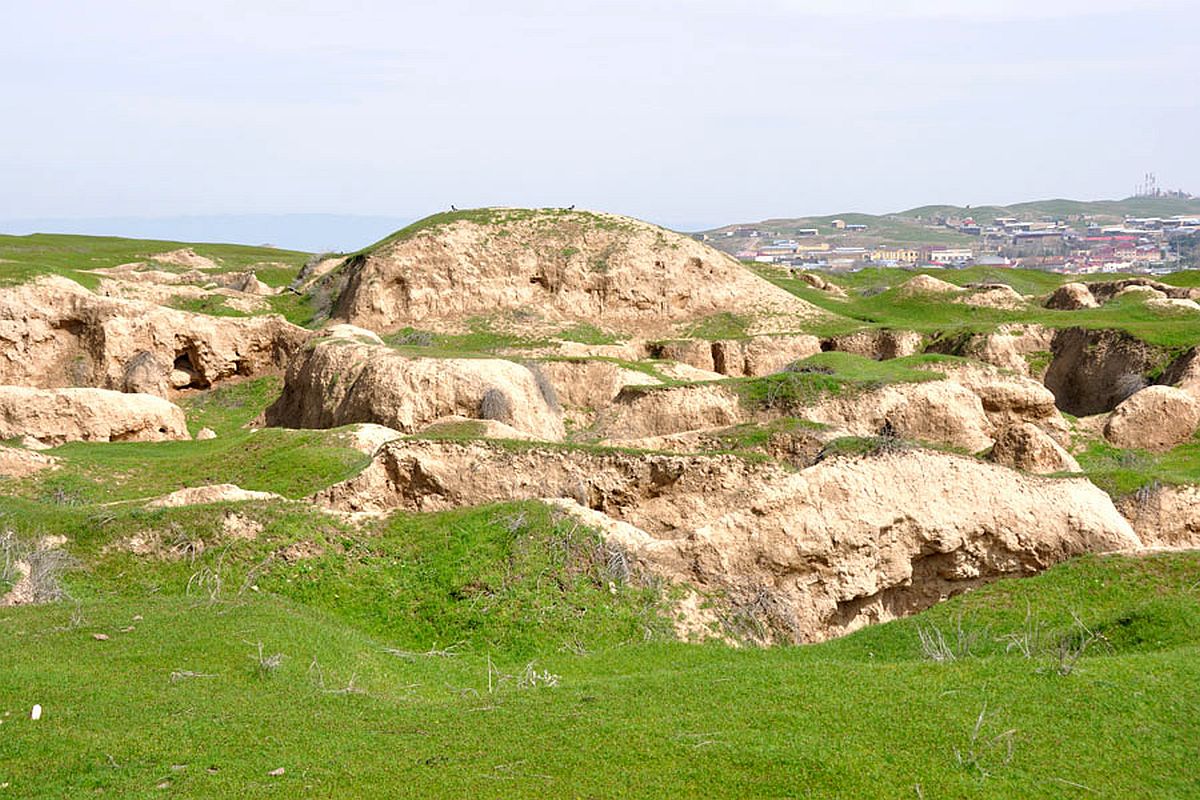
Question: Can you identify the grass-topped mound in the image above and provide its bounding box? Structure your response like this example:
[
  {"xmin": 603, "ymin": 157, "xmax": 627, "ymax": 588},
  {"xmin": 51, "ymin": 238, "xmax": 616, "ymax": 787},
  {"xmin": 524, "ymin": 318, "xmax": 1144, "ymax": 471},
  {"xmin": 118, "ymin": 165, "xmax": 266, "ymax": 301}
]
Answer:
[{"xmin": 326, "ymin": 207, "xmax": 827, "ymax": 338}]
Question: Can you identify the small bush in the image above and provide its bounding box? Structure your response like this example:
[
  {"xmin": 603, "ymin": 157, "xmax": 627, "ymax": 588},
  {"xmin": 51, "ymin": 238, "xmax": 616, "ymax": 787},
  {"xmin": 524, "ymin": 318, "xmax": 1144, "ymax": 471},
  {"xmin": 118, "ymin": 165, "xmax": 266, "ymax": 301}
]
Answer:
[
  {"xmin": 393, "ymin": 329, "xmax": 435, "ymax": 347},
  {"xmin": 0, "ymin": 532, "xmax": 75, "ymax": 604},
  {"xmin": 479, "ymin": 388, "xmax": 514, "ymax": 423}
]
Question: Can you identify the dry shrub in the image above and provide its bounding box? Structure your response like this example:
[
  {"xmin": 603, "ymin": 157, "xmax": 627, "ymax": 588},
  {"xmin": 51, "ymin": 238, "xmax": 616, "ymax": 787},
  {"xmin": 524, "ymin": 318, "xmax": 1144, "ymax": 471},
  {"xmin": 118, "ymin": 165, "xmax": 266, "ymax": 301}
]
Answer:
[{"xmin": 479, "ymin": 387, "xmax": 513, "ymax": 423}]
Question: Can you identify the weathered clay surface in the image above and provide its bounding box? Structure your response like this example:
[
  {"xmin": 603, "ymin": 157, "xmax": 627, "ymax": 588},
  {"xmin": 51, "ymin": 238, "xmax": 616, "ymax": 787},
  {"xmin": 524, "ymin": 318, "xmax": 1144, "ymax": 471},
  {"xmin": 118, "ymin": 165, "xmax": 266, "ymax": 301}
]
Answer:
[
  {"xmin": 0, "ymin": 444, "xmax": 59, "ymax": 478},
  {"xmin": 711, "ymin": 334, "xmax": 822, "ymax": 377},
  {"xmin": 808, "ymin": 381, "xmax": 995, "ymax": 452},
  {"xmin": 598, "ymin": 384, "xmax": 743, "ymax": 441},
  {"xmin": 946, "ymin": 365, "xmax": 1071, "ymax": 445},
  {"xmin": 798, "ymin": 272, "xmax": 848, "ymax": 297},
  {"xmin": 266, "ymin": 339, "xmax": 564, "ymax": 440},
  {"xmin": 1043, "ymin": 327, "xmax": 1164, "ymax": 416},
  {"xmin": 146, "ymin": 483, "xmax": 282, "ymax": 508},
  {"xmin": 0, "ymin": 387, "xmax": 189, "ymax": 444},
  {"xmin": 825, "ymin": 329, "xmax": 924, "ymax": 360},
  {"xmin": 895, "ymin": 275, "xmax": 959, "ymax": 296},
  {"xmin": 536, "ymin": 359, "xmax": 659, "ymax": 409},
  {"xmin": 1117, "ymin": 484, "xmax": 1200, "ymax": 549},
  {"xmin": 1088, "ymin": 278, "xmax": 1191, "ymax": 304},
  {"xmin": 0, "ymin": 276, "xmax": 309, "ymax": 396},
  {"xmin": 1104, "ymin": 385, "xmax": 1200, "ymax": 451},
  {"xmin": 929, "ymin": 324, "xmax": 1055, "ymax": 376},
  {"xmin": 1045, "ymin": 283, "xmax": 1099, "ymax": 310},
  {"xmin": 313, "ymin": 439, "xmax": 1139, "ymax": 643},
  {"xmin": 990, "ymin": 423, "xmax": 1080, "ymax": 474},
  {"xmin": 957, "ymin": 284, "xmax": 1026, "ymax": 310}
]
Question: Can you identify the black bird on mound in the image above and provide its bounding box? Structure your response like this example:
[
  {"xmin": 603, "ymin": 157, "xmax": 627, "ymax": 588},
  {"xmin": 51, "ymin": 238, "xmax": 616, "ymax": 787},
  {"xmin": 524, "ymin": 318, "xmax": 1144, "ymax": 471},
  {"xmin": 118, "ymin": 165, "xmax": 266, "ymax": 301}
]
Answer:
[{"xmin": 450, "ymin": 204, "xmax": 457, "ymax": 211}]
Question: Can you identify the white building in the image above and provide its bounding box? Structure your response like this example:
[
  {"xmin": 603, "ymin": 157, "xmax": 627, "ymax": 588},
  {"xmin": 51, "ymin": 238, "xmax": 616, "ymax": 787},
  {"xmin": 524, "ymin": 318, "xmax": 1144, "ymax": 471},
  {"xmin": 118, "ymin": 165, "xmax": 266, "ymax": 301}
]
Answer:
[{"xmin": 928, "ymin": 248, "xmax": 974, "ymax": 266}]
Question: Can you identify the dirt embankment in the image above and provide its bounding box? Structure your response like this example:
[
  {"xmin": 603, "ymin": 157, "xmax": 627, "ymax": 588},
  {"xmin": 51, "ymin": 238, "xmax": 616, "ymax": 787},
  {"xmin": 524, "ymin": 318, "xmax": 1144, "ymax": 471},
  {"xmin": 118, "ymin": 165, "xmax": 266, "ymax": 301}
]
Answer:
[
  {"xmin": 313, "ymin": 439, "xmax": 1140, "ymax": 644},
  {"xmin": 594, "ymin": 366, "xmax": 1070, "ymax": 455},
  {"xmin": 0, "ymin": 276, "xmax": 309, "ymax": 396},
  {"xmin": 266, "ymin": 337, "xmax": 564, "ymax": 440},
  {"xmin": 0, "ymin": 386, "xmax": 189, "ymax": 444}
]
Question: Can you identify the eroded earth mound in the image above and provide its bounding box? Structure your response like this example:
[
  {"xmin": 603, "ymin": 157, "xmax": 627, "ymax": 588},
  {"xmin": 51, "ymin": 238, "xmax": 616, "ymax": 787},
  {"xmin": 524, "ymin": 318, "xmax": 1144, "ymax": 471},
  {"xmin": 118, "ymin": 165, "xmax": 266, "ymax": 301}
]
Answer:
[
  {"xmin": 313, "ymin": 438, "xmax": 1138, "ymax": 642},
  {"xmin": 328, "ymin": 208, "xmax": 826, "ymax": 336}
]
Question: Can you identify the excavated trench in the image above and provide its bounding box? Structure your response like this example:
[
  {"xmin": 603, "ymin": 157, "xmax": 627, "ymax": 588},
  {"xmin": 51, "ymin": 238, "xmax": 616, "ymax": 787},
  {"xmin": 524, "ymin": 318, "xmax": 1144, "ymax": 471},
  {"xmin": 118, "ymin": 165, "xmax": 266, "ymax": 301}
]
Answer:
[
  {"xmin": 1041, "ymin": 328, "xmax": 1173, "ymax": 417},
  {"xmin": 927, "ymin": 325, "xmax": 1182, "ymax": 418}
]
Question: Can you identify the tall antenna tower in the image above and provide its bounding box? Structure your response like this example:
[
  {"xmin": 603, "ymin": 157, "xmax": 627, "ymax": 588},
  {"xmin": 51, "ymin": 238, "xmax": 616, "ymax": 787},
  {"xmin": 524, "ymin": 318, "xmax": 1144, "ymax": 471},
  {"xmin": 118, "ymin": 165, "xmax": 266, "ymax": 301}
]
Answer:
[{"xmin": 1136, "ymin": 172, "xmax": 1160, "ymax": 197}]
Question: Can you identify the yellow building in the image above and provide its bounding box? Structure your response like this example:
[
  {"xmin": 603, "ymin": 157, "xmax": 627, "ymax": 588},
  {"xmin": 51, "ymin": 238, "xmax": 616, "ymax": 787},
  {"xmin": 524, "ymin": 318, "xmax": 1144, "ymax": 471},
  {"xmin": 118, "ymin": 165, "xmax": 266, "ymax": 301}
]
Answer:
[{"xmin": 869, "ymin": 247, "xmax": 919, "ymax": 263}]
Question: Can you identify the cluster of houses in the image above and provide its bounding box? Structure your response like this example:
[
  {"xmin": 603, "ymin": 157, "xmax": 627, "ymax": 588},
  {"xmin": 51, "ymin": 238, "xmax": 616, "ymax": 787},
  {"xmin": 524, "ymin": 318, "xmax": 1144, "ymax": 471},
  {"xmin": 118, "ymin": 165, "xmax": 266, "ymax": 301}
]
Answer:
[
  {"xmin": 719, "ymin": 212, "xmax": 1199, "ymax": 275},
  {"xmin": 733, "ymin": 241, "xmax": 983, "ymax": 271},
  {"xmin": 934, "ymin": 213, "xmax": 1200, "ymax": 274}
]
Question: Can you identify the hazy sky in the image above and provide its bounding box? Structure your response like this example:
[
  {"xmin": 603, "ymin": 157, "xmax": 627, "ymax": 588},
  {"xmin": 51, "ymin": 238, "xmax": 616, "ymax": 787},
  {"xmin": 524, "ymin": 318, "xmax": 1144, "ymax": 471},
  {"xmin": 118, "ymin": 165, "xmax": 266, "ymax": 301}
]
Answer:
[{"xmin": 3, "ymin": 0, "xmax": 1197, "ymax": 233}]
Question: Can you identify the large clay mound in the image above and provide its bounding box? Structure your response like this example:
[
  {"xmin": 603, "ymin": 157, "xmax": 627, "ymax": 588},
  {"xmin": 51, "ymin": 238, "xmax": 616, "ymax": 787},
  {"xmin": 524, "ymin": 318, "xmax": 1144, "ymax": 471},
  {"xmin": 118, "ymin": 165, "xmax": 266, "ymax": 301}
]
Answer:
[{"xmin": 330, "ymin": 208, "xmax": 825, "ymax": 335}]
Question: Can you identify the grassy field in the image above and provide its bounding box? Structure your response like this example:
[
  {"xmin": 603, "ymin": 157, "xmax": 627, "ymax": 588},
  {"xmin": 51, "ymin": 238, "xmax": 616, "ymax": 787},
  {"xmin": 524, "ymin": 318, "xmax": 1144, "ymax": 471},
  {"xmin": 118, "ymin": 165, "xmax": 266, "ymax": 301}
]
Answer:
[
  {"xmin": 755, "ymin": 265, "xmax": 1200, "ymax": 347},
  {"xmin": 0, "ymin": 233, "xmax": 308, "ymax": 290},
  {"xmin": 1, "ymin": 502, "xmax": 1197, "ymax": 798}
]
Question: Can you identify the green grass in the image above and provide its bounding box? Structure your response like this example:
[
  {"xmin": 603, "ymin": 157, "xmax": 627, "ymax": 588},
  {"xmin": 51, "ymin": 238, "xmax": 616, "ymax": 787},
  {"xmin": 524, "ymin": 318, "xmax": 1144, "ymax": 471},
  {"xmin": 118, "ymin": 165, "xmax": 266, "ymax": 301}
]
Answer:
[
  {"xmin": 554, "ymin": 322, "xmax": 622, "ymax": 346},
  {"xmin": 384, "ymin": 322, "xmax": 549, "ymax": 356},
  {"xmin": 1, "ymin": 512, "xmax": 1198, "ymax": 798},
  {"xmin": 167, "ymin": 295, "xmax": 250, "ymax": 318},
  {"xmin": 0, "ymin": 233, "xmax": 309, "ymax": 291},
  {"xmin": 757, "ymin": 265, "xmax": 1200, "ymax": 348},
  {"xmin": 683, "ymin": 311, "xmax": 752, "ymax": 341},
  {"xmin": 10, "ymin": 376, "xmax": 351, "ymax": 504},
  {"xmin": 704, "ymin": 417, "xmax": 829, "ymax": 451},
  {"xmin": 731, "ymin": 351, "xmax": 956, "ymax": 410},
  {"xmin": 1076, "ymin": 436, "xmax": 1200, "ymax": 497},
  {"xmin": 178, "ymin": 376, "xmax": 283, "ymax": 436},
  {"xmin": 17, "ymin": 428, "xmax": 369, "ymax": 505}
]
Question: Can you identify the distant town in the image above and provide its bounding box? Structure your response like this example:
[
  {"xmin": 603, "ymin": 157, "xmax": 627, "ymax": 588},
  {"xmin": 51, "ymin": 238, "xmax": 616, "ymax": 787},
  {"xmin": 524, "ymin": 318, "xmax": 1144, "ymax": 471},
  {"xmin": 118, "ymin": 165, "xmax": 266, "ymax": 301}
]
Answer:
[{"xmin": 701, "ymin": 191, "xmax": 1200, "ymax": 275}]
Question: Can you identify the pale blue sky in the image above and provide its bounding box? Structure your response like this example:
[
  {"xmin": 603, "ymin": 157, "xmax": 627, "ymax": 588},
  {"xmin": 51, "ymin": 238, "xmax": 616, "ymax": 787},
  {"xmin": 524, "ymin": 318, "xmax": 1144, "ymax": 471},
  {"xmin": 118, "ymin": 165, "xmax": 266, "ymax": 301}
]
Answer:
[{"xmin": 2, "ymin": 0, "xmax": 1197, "ymax": 242}]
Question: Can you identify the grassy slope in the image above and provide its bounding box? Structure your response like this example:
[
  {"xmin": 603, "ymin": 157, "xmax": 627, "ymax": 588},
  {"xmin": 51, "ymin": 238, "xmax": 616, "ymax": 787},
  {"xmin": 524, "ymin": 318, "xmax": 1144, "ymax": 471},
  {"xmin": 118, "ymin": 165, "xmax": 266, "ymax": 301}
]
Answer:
[
  {"xmin": 3, "ymin": 224, "xmax": 1200, "ymax": 796},
  {"xmin": 4, "ymin": 377, "xmax": 368, "ymax": 507},
  {"xmin": 0, "ymin": 233, "xmax": 309, "ymax": 290},
  {"xmin": 1, "ymin": 371, "xmax": 1193, "ymax": 797}
]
